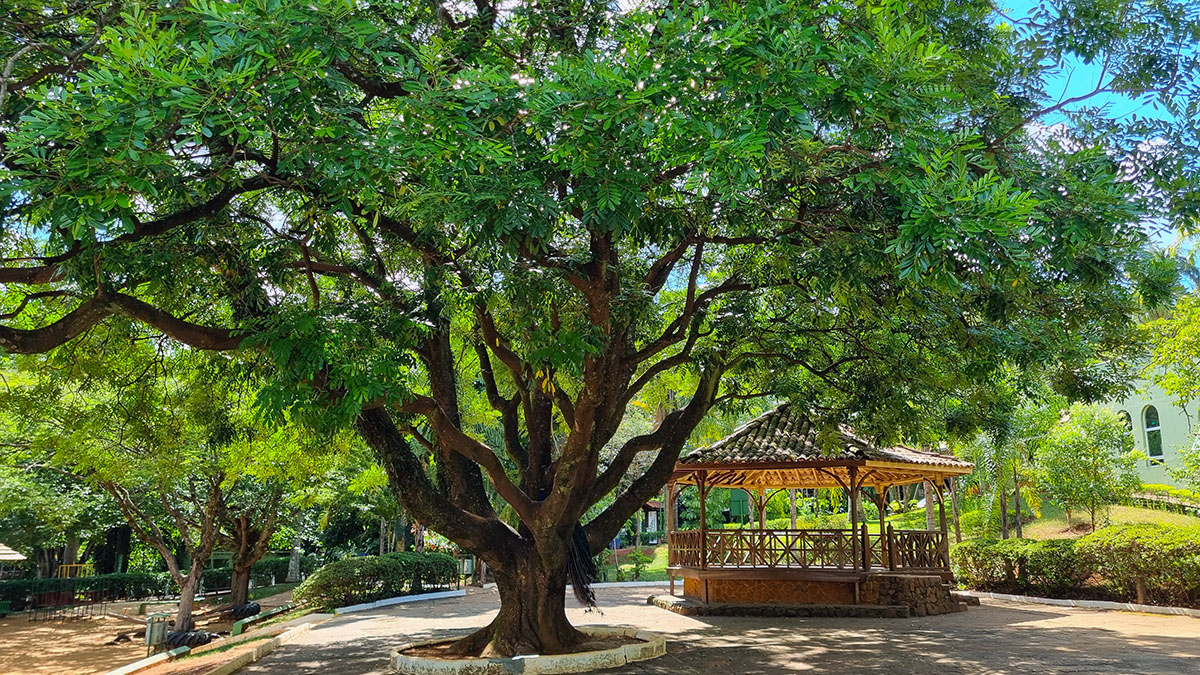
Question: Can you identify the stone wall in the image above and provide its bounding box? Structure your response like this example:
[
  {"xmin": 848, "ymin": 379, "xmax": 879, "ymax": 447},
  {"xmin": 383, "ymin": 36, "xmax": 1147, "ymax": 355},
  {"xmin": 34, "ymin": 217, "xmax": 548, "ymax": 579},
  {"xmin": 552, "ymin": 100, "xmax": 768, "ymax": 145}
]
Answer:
[{"xmin": 860, "ymin": 573, "xmax": 963, "ymax": 616}]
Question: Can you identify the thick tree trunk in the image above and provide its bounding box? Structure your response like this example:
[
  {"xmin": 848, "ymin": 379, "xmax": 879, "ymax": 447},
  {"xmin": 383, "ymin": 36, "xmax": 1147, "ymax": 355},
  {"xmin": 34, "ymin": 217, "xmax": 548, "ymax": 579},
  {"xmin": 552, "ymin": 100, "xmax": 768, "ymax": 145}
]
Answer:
[
  {"xmin": 950, "ymin": 478, "xmax": 962, "ymax": 543},
  {"xmin": 449, "ymin": 550, "xmax": 585, "ymax": 657},
  {"xmin": 230, "ymin": 563, "xmax": 253, "ymax": 606}
]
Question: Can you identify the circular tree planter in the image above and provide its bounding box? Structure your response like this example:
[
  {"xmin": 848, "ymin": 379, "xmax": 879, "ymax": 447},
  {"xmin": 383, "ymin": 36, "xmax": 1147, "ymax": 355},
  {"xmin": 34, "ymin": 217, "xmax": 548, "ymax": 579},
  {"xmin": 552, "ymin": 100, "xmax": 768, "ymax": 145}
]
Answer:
[{"xmin": 390, "ymin": 628, "xmax": 666, "ymax": 674}]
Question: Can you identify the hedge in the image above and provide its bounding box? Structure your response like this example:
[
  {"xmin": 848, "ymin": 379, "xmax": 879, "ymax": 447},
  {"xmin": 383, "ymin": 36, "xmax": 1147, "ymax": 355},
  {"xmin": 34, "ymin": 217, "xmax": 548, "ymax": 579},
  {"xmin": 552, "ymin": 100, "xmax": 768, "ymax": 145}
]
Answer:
[
  {"xmin": 953, "ymin": 524, "xmax": 1200, "ymax": 607},
  {"xmin": 952, "ymin": 538, "xmax": 1089, "ymax": 595},
  {"xmin": 293, "ymin": 552, "xmax": 458, "ymax": 610},
  {"xmin": 1075, "ymin": 523, "xmax": 1200, "ymax": 606},
  {"xmin": 202, "ymin": 555, "xmax": 321, "ymax": 590},
  {"xmin": 0, "ymin": 572, "xmax": 174, "ymax": 610}
]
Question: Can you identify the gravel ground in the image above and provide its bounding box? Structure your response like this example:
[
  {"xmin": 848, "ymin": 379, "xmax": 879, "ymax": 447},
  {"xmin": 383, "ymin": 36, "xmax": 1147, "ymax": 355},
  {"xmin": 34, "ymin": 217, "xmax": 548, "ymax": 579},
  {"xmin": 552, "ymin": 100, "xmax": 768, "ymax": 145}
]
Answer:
[{"xmin": 240, "ymin": 585, "xmax": 1200, "ymax": 674}]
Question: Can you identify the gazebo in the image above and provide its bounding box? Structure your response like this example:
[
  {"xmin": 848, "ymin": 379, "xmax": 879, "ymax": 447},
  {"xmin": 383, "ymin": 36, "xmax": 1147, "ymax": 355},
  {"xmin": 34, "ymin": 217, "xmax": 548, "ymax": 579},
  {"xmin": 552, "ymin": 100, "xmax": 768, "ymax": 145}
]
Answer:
[{"xmin": 665, "ymin": 404, "xmax": 973, "ymax": 612}]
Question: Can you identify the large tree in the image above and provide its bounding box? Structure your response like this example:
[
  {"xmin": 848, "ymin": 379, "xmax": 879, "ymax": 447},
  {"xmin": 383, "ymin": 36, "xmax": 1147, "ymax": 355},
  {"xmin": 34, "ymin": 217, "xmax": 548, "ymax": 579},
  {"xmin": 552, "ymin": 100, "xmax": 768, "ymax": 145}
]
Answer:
[{"xmin": 2, "ymin": 0, "xmax": 1197, "ymax": 656}]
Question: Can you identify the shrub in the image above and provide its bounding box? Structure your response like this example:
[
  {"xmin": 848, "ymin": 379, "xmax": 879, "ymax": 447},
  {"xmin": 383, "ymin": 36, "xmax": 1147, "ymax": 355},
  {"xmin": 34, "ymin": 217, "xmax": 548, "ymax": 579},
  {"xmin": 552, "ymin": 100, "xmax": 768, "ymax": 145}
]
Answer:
[
  {"xmin": 0, "ymin": 572, "xmax": 173, "ymax": 610},
  {"xmin": 625, "ymin": 548, "xmax": 653, "ymax": 580},
  {"xmin": 1077, "ymin": 524, "xmax": 1200, "ymax": 606},
  {"xmin": 951, "ymin": 538, "xmax": 1089, "ymax": 595},
  {"xmin": 293, "ymin": 556, "xmax": 409, "ymax": 610}
]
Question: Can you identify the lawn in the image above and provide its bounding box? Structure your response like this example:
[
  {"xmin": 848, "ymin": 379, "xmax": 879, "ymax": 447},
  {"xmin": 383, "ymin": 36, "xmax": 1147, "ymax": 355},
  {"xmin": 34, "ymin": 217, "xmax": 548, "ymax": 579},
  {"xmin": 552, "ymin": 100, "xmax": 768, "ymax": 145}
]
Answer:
[{"xmin": 602, "ymin": 544, "xmax": 669, "ymax": 582}]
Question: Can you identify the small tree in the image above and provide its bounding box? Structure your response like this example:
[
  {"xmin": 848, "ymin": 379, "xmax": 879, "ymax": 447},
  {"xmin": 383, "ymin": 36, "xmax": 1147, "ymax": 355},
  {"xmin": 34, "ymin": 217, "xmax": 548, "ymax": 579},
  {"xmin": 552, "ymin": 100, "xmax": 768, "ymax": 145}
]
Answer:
[{"xmin": 1039, "ymin": 404, "xmax": 1140, "ymax": 532}]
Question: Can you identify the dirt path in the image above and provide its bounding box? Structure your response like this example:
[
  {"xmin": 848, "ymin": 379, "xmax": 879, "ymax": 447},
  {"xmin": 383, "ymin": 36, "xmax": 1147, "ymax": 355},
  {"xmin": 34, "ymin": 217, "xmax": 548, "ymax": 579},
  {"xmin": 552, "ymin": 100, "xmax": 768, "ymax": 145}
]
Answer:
[
  {"xmin": 0, "ymin": 614, "xmax": 146, "ymax": 675},
  {"xmin": 240, "ymin": 585, "xmax": 1200, "ymax": 674}
]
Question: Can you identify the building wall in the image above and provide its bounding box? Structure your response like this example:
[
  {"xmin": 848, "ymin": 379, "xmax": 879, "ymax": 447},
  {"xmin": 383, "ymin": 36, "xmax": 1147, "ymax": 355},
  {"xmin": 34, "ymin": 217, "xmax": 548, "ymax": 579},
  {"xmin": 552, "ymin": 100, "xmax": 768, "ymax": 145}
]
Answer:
[{"xmin": 1106, "ymin": 379, "xmax": 1197, "ymax": 488}]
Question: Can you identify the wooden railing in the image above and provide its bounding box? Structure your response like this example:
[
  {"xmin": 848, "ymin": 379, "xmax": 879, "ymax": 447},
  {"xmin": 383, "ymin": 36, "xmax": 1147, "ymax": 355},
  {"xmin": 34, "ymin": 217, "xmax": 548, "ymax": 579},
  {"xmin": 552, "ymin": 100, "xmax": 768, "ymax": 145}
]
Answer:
[{"xmin": 668, "ymin": 526, "xmax": 949, "ymax": 572}]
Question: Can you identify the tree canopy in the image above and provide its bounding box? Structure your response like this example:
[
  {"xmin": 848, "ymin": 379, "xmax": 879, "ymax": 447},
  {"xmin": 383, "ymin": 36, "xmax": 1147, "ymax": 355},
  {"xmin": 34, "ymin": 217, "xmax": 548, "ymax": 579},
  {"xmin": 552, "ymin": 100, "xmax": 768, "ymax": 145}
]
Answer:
[{"xmin": 2, "ymin": 0, "xmax": 1198, "ymax": 656}]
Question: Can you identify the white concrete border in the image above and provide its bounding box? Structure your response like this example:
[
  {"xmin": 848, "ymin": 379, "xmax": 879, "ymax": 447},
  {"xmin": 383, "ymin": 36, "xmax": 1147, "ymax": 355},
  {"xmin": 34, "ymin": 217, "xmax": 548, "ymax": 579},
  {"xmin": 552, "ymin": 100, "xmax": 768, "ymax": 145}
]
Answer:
[
  {"xmin": 961, "ymin": 590, "xmax": 1200, "ymax": 618},
  {"xmin": 334, "ymin": 589, "xmax": 467, "ymax": 615},
  {"xmin": 205, "ymin": 620, "xmax": 319, "ymax": 675},
  {"xmin": 389, "ymin": 627, "xmax": 666, "ymax": 674},
  {"xmin": 106, "ymin": 646, "xmax": 190, "ymax": 675}
]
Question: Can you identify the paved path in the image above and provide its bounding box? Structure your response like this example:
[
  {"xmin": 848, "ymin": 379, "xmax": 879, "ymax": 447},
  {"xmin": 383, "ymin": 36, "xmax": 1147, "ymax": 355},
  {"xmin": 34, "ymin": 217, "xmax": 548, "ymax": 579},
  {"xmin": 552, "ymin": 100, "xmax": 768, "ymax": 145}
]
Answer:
[{"xmin": 243, "ymin": 586, "xmax": 1200, "ymax": 674}]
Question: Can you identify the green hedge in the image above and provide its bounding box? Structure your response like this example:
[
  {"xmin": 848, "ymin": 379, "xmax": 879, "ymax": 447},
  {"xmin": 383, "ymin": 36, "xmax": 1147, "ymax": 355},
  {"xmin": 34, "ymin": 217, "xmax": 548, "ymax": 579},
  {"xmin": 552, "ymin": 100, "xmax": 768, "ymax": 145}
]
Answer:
[
  {"xmin": 952, "ymin": 538, "xmax": 1089, "ymax": 595},
  {"xmin": 0, "ymin": 572, "xmax": 174, "ymax": 610},
  {"xmin": 293, "ymin": 552, "xmax": 458, "ymax": 610},
  {"xmin": 382, "ymin": 551, "xmax": 458, "ymax": 591},
  {"xmin": 954, "ymin": 524, "xmax": 1200, "ymax": 607},
  {"xmin": 1076, "ymin": 523, "xmax": 1200, "ymax": 606}
]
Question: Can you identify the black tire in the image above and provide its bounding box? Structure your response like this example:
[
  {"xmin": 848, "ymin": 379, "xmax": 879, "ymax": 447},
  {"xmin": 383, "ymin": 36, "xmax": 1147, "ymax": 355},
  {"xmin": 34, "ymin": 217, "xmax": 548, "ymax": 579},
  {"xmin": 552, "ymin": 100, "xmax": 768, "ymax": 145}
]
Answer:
[
  {"xmin": 166, "ymin": 631, "xmax": 215, "ymax": 648},
  {"xmin": 229, "ymin": 602, "xmax": 261, "ymax": 619}
]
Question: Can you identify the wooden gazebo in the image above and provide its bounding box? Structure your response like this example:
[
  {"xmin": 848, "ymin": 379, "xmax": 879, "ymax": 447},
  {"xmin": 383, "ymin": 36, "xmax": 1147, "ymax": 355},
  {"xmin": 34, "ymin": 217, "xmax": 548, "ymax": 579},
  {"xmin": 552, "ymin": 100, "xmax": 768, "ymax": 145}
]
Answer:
[{"xmin": 666, "ymin": 403, "xmax": 973, "ymax": 608}]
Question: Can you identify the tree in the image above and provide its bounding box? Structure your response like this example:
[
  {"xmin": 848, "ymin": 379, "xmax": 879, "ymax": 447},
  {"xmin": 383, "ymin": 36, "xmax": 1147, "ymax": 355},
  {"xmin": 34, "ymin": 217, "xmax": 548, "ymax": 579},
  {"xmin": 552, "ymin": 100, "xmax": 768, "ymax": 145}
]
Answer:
[
  {"xmin": 1039, "ymin": 404, "xmax": 1140, "ymax": 532},
  {"xmin": 2, "ymin": 0, "xmax": 1197, "ymax": 656}
]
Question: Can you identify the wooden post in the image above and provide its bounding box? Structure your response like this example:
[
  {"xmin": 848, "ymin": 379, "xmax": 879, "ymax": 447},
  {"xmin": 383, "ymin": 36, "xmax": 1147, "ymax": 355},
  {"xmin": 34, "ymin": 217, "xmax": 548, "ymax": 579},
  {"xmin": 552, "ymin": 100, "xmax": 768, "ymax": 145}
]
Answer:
[
  {"xmin": 667, "ymin": 481, "xmax": 676, "ymax": 596},
  {"xmin": 848, "ymin": 467, "xmax": 859, "ymax": 572},
  {"xmin": 935, "ymin": 480, "xmax": 950, "ymax": 569},
  {"xmin": 887, "ymin": 524, "xmax": 898, "ymax": 571},
  {"xmin": 861, "ymin": 521, "xmax": 870, "ymax": 571},
  {"xmin": 876, "ymin": 485, "xmax": 889, "ymax": 569},
  {"xmin": 950, "ymin": 477, "xmax": 962, "ymax": 544},
  {"xmin": 756, "ymin": 489, "xmax": 766, "ymax": 530},
  {"xmin": 698, "ymin": 474, "xmax": 708, "ymax": 570}
]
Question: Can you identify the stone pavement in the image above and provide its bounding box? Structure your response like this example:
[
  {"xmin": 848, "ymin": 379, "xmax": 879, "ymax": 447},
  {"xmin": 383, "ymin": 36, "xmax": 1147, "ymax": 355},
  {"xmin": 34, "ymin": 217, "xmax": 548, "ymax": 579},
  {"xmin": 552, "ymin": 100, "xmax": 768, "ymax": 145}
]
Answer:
[{"xmin": 241, "ymin": 585, "xmax": 1200, "ymax": 674}]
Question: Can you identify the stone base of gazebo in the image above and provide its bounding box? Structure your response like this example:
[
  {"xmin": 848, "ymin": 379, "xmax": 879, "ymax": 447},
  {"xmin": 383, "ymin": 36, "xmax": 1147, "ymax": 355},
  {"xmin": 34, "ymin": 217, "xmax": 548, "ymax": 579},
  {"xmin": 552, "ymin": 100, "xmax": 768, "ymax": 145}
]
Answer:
[{"xmin": 674, "ymin": 571, "xmax": 965, "ymax": 617}]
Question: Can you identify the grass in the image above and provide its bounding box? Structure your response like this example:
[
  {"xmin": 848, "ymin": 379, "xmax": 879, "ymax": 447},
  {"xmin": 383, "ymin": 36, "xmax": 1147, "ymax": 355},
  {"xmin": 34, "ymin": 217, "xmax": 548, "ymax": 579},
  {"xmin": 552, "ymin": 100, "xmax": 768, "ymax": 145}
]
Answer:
[
  {"xmin": 1020, "ymin": 502, "xmax": 1200, "ymax": 540},
  {"xmin": 200, "ymin": 582, "xmax": 300, "ymax": 606},
  {"xmin": 601, "ymin": 544, "xmax": 669, "ymax": 581}
]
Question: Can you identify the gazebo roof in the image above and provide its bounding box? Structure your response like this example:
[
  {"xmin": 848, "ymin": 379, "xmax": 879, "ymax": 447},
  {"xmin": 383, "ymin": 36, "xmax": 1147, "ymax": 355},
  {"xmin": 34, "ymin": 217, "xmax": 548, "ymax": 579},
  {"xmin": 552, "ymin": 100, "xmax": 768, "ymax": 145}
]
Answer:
[
  {"xmin": 0, "ymin": 543, "xmax": 26, "ymax": 562},
  {"xmin": 673, "ymin": 403, "xmax": 972, "ymax": 490}
]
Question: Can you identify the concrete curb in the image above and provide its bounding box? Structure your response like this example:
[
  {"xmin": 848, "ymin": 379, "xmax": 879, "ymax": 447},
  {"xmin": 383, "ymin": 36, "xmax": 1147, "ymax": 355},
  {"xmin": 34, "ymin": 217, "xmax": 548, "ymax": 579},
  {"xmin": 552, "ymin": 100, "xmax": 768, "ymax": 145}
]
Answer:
[
  {"xmin": 390, "ymin": 627, "xmax": 666, "ymax": 674},
  {"xmin": 961, "ymin": 590, "xmax": 1200, "ymax": 618},
  {"xmin": 205, "ymin": 620, "xmax": 319, "ymax": 675},
  {"xmin": 106, "ymin": 646, "xmax": 190, "ymax": 675},
  {"xmin": 232, "ymin": 602, "xmax": 298, "ymax": 635},
  {"xmin": 334, "ymin": 589, "xmax": 467, "ymax": 615}
]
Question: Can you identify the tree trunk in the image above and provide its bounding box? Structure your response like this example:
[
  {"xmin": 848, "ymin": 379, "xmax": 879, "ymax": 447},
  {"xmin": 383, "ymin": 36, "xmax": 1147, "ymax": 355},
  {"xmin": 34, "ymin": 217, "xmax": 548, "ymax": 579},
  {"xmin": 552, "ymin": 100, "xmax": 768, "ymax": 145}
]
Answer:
[
  {"xmin": 1013, "ymin": 472, "xmax": 1023, "ymax": 539},
  {"xmin": 379, "ymin": 517, "xmax": 388, "ymax": 555},
  {"xmin": 176, "ymin": 573, "xmax": 199, "ymax": 631},
  {"xmin": 449, "ymin": 550, "xmax": 585, "ymax": 657},
  {"xmin": 789, "ymin": 489, "xmax": 797, "ymax": 529},
  {"xmin": 1000, "ymin": 489, "xmax": 1009, "ymax": 539},
  {"xmin": 230, "ymin": 563, "xmax": 253, "ymax": 606},
  {"xmin": 1066, "ymin": 506, "xmax": 1073, "ymax": 531},
  {"xmin": 634, "ymin": 510, "xmax": 642, "ymax": 549},
  {"xmin": 286, "ymin": 534, "xmax": 303, "ymax": 583}
]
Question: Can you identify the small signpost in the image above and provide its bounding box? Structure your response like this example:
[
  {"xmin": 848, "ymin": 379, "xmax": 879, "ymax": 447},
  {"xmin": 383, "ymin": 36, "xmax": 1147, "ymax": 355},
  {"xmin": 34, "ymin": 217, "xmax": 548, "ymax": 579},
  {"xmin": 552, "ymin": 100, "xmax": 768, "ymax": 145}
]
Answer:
[{"xmin": 145, "ymin": 612, "xmax": 171, "ymax": 656}]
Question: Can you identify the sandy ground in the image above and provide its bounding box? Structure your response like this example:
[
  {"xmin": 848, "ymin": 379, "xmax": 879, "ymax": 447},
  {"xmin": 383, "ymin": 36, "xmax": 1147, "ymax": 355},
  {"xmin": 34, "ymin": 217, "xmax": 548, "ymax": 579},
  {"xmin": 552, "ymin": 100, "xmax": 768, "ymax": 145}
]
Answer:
[
  {"xmin": 0, "ymin": 613, "xmax": 146, "ymax": 675},
  {"xmin": 0, "ymin": 588, "xmax": 300, "ymax": 675},
  {"xmin": 239, "ymin": 585, "xmax": 1200, "ymax": 674}
]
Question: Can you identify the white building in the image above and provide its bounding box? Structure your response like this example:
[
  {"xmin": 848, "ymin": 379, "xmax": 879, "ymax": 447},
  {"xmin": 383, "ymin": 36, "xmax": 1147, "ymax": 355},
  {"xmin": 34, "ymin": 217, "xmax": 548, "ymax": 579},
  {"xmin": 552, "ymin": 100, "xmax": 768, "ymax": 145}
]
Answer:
[{"xmin": 1107, "ymin": 379, "xmax": 1197, "ymax": 487}]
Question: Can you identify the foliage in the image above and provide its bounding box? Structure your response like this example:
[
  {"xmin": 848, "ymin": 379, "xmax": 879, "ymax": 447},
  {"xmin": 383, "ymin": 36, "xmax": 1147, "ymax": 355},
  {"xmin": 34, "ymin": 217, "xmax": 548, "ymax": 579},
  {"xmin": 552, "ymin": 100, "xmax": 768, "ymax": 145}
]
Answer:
[
  {"xmin": 1038, "ymin": 404, "xmax": 1140, "ymax": 529},
  {"xmin": 1145, "ymin": 293, "xmax": 1200, "ymax": 407},
  {"xmin": 1076, "ymin": 523, "xmax": 1200, "ymax": 606},
  {"xmin": 2, "ymin": 0, "xmax": 1199, "ymax": 654},
  {"xmin": 951, "ymin": 538, "xmax": 1090, "ymax": 595},
  {"xmin": 624, "ymin": 548, "xmax": 653, "ymax": 581},
  {"xmin": 0, "ymin": 572, "xmax": 173, "ymax": 611},
  {"xmin": 382, "ymin": 551, "xmax": 458, "ymax": 591},
  {"xmin": 293, "ymin": 552, "xmax": 454, "ymax": 610}
]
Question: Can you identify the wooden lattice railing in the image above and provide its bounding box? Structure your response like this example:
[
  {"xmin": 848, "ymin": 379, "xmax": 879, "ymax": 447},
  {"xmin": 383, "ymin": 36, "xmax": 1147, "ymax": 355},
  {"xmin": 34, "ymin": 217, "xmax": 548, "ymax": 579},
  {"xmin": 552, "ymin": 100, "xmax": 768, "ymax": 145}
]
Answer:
[{"xmin": 668, "ymin": 527, "xmax": 949, "ymax": 572}]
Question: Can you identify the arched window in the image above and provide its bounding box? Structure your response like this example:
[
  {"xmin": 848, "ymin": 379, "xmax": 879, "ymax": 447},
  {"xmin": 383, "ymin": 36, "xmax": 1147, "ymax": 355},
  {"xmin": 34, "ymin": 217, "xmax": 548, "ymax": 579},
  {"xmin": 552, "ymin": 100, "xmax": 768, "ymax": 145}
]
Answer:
[
  {"xmin": 1144, "ymin": 406, "xmax": 1163, "ymax": 458},
  {"xmin": 1119, "ymin": 410, "xmax": 1132, "ymax": 432}
]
